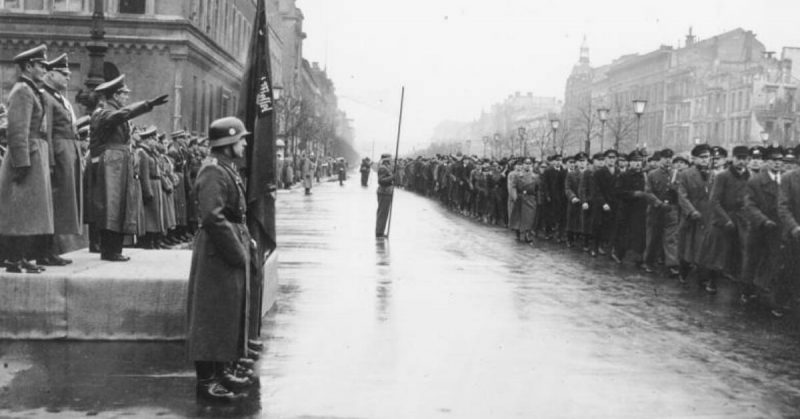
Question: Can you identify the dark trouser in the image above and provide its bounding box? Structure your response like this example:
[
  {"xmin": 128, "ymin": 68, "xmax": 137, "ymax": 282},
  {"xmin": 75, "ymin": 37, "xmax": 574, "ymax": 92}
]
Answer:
[
  {"xmin": 361, "ymin": 172, "xmax": 369, "ymax": 187},
  {"xmin": 644, "ymin": 206, "xmax": 679, "ymax": 267},
  {"xmin": 88, "ymin": 224, "xmax": 100, "ymax": 252},
  {"xmin": 100, "ymin": 229, "xmax": 124, "ymax": 257},
  {"xmin": 5, "ymin": 235, "xmax": 36, "ymax": 261},
  {"xmin": 195, "ymin": 361, "xmax": 227, "ymax": 380},
  {"xmin": 376, "ymin": 193, "xmax": 393, "ymax": 237}
]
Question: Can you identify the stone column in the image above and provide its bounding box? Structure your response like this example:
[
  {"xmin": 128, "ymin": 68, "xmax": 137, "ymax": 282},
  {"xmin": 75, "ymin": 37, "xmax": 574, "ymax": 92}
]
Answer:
[{"xmin": 170, "ymin": 46, "xmax": 189, "ymax": 132}]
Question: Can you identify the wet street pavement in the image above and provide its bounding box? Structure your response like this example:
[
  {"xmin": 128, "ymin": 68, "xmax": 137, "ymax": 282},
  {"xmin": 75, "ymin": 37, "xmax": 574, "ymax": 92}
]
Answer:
[{"xmin": 2, "ymin": 174, "xmax": 800, "ymax": 418}]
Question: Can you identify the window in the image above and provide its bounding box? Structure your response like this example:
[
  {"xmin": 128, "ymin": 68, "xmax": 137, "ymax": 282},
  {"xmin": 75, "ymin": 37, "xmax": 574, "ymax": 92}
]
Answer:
[
  {"xmin": 54, "ymin": 0, "xmax": 85, "ymax": 11},
  {"xmin": 0, "ymin": 0, "xmax": 22, "ymax": 9},
  {"xmin": 119, "ymin": 0, "xmax": 145, "ymax": 14},
  {"xmin": 25, "ymin": 0, "xmax": 44, "ymax": 10}
]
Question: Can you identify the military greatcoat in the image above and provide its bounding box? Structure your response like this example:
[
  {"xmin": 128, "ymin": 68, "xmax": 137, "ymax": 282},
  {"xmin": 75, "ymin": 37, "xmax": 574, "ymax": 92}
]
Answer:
[
  {"xmin": 677, "ymin": 166, "xmax": 712, "ymax": 265},
  {"xmin": 186, "ymin": 153, "xmax": 251, "ymax": 362},
  {"xmin": 89, "ymin": 99, "xmax": 153, "ymax": 233},
  {"xmin": 43, "ymin": 84, "xmax": 83, "ymax": 235},
  {"xmin": 0, "ymin": 77, "xmax": 54, "ymax": 236}
]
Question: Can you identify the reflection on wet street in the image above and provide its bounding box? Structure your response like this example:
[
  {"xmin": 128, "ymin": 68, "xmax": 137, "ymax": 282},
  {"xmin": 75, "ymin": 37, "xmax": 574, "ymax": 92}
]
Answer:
[{"xmin": 1, "ymin": 176, "xmax": 800, "ymax": 418}]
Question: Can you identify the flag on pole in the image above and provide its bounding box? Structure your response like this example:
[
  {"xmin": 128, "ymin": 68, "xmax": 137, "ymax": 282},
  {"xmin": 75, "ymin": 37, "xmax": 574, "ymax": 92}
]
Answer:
[
  {"xmin": 239, "ymin": 0, "xmax": 277, "ymax": 254},
  {"xmin": 238, "ymin": 0, "xmax": 276, "ymax": 337}
]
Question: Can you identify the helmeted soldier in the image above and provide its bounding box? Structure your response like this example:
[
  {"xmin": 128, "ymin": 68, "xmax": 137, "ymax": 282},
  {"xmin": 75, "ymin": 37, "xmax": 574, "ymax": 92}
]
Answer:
[
  {"xmin": 0, "ymin": 45, "xmax": 52, "ymax": 273},
  {"xmin": 89, "ymin": 75, "xmax": 168, "ymax": 261},
  {"xmin": 187, "ymin": 116, "xmax": 255, "ymax": 402}
]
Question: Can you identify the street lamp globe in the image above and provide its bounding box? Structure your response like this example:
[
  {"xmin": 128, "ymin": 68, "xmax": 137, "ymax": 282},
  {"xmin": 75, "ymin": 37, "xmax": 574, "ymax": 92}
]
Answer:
[
  {"xmin": 597, "ymin": 107, "xmax": 610, "ymax": 122},
  {"xmin": 633, "ymin": 99, "xmax": 647, "ymax": 116},
  {"xmin": 760, "ymin": 131, "xmax": 770, "ymax": 142},
  {"xmin": 550, "ymin": 118, "xmax": 560, "ymax": 130}
]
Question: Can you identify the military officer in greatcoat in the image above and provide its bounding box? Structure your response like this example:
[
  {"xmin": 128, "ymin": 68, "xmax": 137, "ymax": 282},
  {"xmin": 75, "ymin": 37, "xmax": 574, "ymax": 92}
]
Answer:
[
  {"xmin": 0, "ymin": 45, "xmax": 52, "ymax": 273},
  {"xmin": 89, "ymin": 75, "xmax": 168, "ymax": 261},
  {"xmin": 187, "ymin": 116, "xmax": 255, "ymax": 402},
  {"xmin": 41, "ymin": 53, "xmax": 82, "ymax": 265},
  {"xmin": 676, "ymin": 144, "xmax": 713, "ymax": 287}
]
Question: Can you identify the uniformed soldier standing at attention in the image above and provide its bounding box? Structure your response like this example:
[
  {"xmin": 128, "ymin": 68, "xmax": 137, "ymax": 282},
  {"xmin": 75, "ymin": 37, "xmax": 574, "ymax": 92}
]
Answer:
[
  {"xmin": 0, "ymin": 45, "xmax": 52, "ymax": 273},
  {"xmin": 376, "ymin": 153, "xmax": 394, "ymax": 238},
  {"xmin": 41, "ymin": 53, "xmax": 82, "ymax": 265},
  {"xmin": 187, "ymin": 117, "xmax": 255, "ymax": 402},
  {"xmin": 90, "ymin": 75, "xmax": 168, "ymax": 261}
]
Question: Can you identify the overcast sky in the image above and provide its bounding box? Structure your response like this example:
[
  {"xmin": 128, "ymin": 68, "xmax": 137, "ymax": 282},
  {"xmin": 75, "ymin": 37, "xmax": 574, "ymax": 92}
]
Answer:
[{"xmin": 296, "ymin": 0, "xmax": 798, "ymax": 156}]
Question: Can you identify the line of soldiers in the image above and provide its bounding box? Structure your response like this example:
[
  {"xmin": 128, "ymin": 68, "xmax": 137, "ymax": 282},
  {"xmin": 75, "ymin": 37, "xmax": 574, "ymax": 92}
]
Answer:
[
  {"xmin": 0, "ymin": 45, "xmax": 214, "ymax": 271},
  {"xmin": 397, "ymin": 143, "xmax": 800, "ymax": 317}
]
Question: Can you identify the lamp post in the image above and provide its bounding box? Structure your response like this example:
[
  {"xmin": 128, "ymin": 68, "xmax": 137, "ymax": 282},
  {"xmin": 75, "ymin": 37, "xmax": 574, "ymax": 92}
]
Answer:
[
  {"xmin": 482, "ymin": 136, "xmax": 489, "ymax": 157},
  {"xmin": 760, "ymin": 130, "xmax": 770, "ymax": 144},
  {"xmin": 518, "ymin": 127, "xmax": 527, "ymax": 157},
  {"xmin": 493, "ymin": 133, "xmax": 501, "ymax": 157},
  {"xmin": 597, "ymin": 107, "xmax": 609, "ymax": 152},
  {"xmin": 633, "ymin": 99, "xmax": 647, "ymax": 147},
  {"xmin": 550, "ymin": 118, "xmax": 560, "ymax": 154}
]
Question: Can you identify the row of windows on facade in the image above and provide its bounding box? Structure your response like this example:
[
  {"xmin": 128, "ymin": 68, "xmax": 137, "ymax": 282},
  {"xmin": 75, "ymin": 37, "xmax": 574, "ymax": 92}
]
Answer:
[
  {"xmin": 190, "ymin": 74, "xmax": 238, "ymax": 135},
  {"xmin": 0, "ymin": 0, "xmax": 252, "ymax": 63}
]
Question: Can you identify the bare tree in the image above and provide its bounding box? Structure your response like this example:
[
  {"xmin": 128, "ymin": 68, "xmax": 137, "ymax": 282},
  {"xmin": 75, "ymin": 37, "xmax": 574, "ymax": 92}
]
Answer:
[{"xmin": 605, "ymin": 97, "xmax": 637, "ymax": 152}]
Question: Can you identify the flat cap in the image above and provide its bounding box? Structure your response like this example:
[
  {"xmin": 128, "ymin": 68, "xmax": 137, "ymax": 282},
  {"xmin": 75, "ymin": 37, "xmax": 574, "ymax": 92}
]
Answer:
[
  {"xmin": 691, "ymin": 144, "xmax": 711, "ymax": 157},
  {"xmin": 732, "ymin": 145, "xmax": 750, "ymax": 158}
]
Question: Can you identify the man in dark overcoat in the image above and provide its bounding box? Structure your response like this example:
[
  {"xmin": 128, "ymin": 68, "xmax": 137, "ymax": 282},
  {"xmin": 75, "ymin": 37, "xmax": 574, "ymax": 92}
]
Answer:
[
  {"xmin": 0, "ymin": 45, "xmax": 52, "ymax": 273},
  {"xmin": 698, "ymin": 146, "xmax": 750, "ymax": 293},
  {"xmin": 41, "ymin": 53, "xmax": 82, "ymax": 265},
  {"xmin": 742, "ymin": 146, "xmax": 785, "ymax": 309},
  {"xmin": 611, "ymin": 151, "xmax": 649, "ymax": 265},
  {"xmin": 90, "ymin": 75, "xmax": 167, "ymax": 261},
  {"xmin": 187, "ymin": 116, "xmax": 253, "ymax": 402},
  {"xmin": 564, "ymin": 154, "xmax": 582, "ymax": 248},
  {"xmin": 777, "ymin": 146, "xmax": 800, "ymax": 316},
  {"xmin": 587, "ymin": 150, "xmax": 618, "ymax": 257},
  {"xmin": 676, "ymin": 144, "xmax": 713, "ymax": 287},
  {"xmin": 360, "ymin": 157, "xmax": 371, "ymax": 187}
]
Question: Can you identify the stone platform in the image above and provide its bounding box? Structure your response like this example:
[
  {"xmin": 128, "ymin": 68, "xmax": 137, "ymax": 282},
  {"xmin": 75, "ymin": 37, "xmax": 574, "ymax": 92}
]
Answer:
[{"xmin": 0, "ymin": 248, "xmax": 278, "ymax": 341}]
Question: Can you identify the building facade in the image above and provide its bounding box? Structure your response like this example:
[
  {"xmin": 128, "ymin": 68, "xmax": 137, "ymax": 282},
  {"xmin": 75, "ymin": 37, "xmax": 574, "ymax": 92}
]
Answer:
[
  {"xmin": 563, "ymin": 28, "xmax": 799, "ymax": 153},
  {"xmin": 0, "ymin": 0, "xmax": 304, "ymax": 136}
]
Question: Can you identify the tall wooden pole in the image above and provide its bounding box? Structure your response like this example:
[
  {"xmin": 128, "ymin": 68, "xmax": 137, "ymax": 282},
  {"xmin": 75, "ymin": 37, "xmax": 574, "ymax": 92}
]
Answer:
[{"xmin": 384, "ymin": 86, "xmax": 405, "ymax": 238}]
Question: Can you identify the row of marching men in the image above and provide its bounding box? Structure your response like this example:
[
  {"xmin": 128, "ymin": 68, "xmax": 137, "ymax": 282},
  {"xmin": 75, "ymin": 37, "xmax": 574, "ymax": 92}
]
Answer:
[{"xmin": 397, "ymin": 143, "xmax": 800, "ymax": 317}]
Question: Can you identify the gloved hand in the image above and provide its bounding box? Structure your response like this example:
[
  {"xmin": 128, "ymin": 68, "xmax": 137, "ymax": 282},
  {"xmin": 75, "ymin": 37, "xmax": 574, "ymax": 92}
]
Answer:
[
  {"xmin": 792, "ymin": 226, "xmax": 800, "ymax": 240},
  {"xmin": 602, "ymin": 203, "xmax": 611, "ymax": 212},
  {"xmin": 12, "ymin": 166, "xmax": 30, "ymax": 183},
  {"xmin": 148, "ymin": 94, "xmax": 169, "ymax": 107},
  {"xmin": 582, "ymin": 202, "xmax": 589, "ymax": 211},
  {"xmin": 724, "ymin": 221, "xmax": 735, "ymax": 231},
  {"xmin": 763, "ymin": 220, "xmax": 778, "ymax": 230},
  {"xmin": 571, "ymin": 197, "xmax": 580, "ymax": 204},
  {"xmin": 690, "ymin": 211, "xmax": 702, "ymax": 221}
]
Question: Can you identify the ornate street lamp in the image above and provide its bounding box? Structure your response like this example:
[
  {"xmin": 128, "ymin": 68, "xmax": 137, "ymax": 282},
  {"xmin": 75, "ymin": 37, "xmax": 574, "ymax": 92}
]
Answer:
[
  {"xmin": 633, "ymin": 99, "xmax": 647, "ymax": 147},
  {"xmin": 482, "ymin": 136, "xmax": 490, "ymax": 157},
  {"xmin": 597, "ymin": 107, "xmax": 609, "ymax": 152},
  {"xmin": 493, "ymin": 133, "xmax": 501, "ymax": 157},
  {"xmin": 550, "ymin": 118, "xmax": 560, "ymax": 154},
  {"xmin": 518, "ymin": 127, "xmax": 527, "ymax": 157},
  {"xmin": 760, "ymin": 130, "xmax": 770, "ymax": 143}
]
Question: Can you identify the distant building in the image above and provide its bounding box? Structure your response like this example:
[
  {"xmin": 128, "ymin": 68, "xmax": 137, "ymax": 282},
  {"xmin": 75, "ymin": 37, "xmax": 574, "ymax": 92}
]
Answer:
[{"xmin": 563, "ymin": 28, "xmax": 798, "ymax": 153}]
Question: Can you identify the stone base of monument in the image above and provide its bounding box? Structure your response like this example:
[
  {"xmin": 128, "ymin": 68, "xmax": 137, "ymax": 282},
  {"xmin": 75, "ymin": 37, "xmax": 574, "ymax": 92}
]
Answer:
[{"xmin": 0, "ymin": 248, "xmax": 279, "ymax": 341}]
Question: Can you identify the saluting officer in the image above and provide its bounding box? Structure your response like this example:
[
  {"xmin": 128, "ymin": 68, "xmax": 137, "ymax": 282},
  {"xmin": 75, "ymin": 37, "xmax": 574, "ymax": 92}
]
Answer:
[
  {"xmin": 187, "ymin": 116, "xmax": 255, "ymax": 402},
  {"xmin": 0, "ymin": 45, "xmax": 53, "ymax": 273},
  {"xmin": 41, "ymin": 53, "xmax": 82, "ymax": 265},
  {"xmin": 90, "ymin": 75, "xmax": 168, "ymax": 261}
]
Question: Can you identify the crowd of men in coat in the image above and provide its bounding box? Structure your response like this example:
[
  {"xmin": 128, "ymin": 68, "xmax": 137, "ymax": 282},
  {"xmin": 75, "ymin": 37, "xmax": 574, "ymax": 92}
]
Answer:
[
  {"xmin": 394, "ymin": 141, "xmax": 800, "ymax": 317},
  {"xmin": 0, "ymin": 44, "xmax": 214, "ymax": 272},
  {"xmin": 278, "ymin": 153, "xmax": 350, "ymax": 194}
]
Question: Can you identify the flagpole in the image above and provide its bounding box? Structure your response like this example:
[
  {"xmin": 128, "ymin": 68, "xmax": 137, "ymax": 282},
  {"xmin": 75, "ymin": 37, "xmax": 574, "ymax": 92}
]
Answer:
[{"xmin": 385, "ymin": 86, "xmax": 405, "ymax": 238}]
